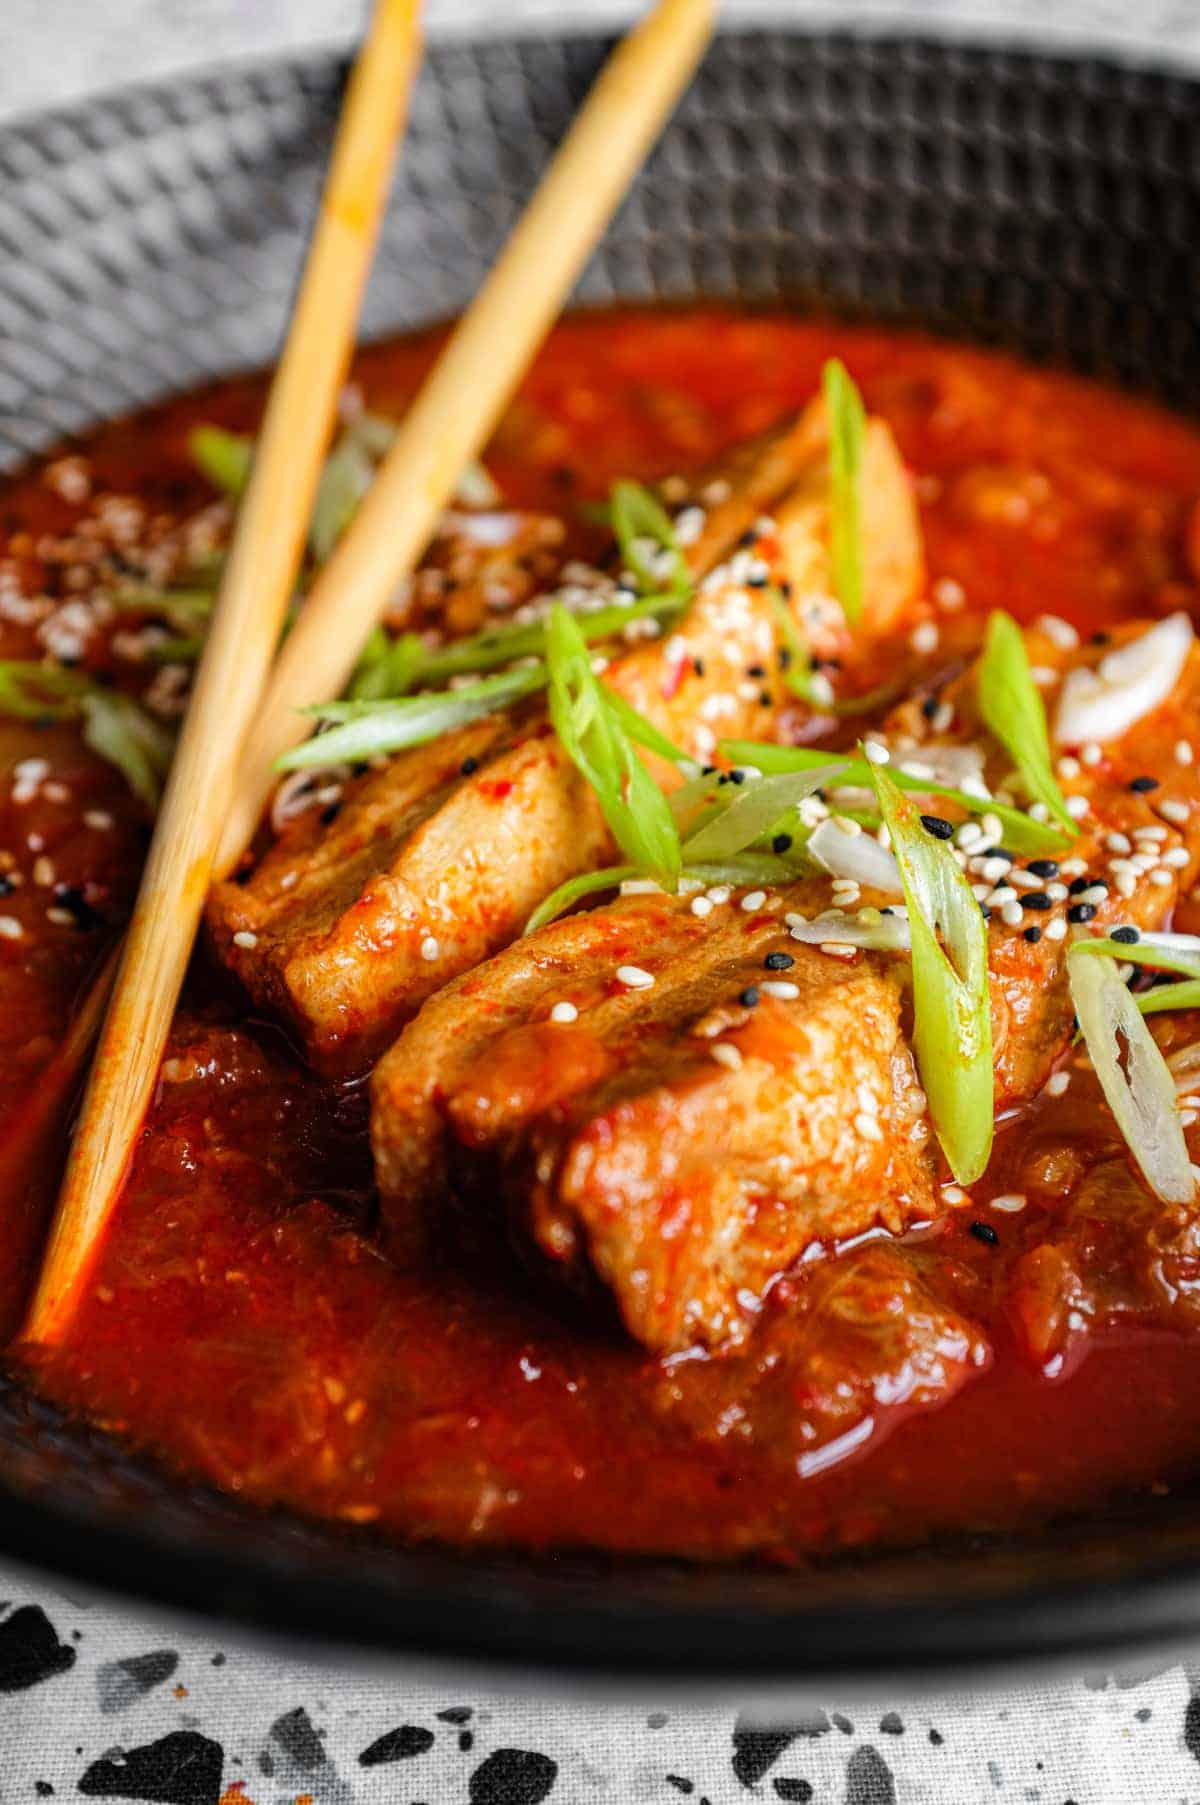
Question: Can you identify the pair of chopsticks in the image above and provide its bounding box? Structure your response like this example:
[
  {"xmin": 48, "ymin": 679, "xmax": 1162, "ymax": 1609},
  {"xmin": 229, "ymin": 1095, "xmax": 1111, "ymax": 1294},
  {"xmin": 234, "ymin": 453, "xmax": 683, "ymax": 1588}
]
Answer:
[{"xmin": 24, "ymin": 0, "xmax": 715, "ymax": 1345}]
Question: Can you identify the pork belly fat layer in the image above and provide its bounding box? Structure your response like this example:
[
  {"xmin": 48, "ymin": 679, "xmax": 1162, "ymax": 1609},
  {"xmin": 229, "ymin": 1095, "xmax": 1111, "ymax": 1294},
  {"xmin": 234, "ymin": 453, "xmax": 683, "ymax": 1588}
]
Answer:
[
  {"xmin": 371, "ymin": 888, "xmax": 937, "ymax": 1353},
  {"xmin": 208, "ymin": 405, "xmax": 924, "ymax": 1076}
]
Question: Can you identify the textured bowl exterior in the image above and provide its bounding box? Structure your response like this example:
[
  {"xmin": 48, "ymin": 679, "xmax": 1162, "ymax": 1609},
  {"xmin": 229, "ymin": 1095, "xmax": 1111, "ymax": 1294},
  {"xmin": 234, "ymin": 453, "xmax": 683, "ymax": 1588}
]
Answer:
[{"xmin": 0, "ymin": 30, "xmax": 1199, "ymax": 1681}]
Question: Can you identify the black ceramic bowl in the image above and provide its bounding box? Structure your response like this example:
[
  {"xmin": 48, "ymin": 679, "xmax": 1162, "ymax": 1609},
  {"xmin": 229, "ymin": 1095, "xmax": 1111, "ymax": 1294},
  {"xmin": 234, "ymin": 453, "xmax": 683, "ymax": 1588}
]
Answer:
[{"xmin": 1, "ymin": 28, "xmax": 1200, "ymax": 1687}]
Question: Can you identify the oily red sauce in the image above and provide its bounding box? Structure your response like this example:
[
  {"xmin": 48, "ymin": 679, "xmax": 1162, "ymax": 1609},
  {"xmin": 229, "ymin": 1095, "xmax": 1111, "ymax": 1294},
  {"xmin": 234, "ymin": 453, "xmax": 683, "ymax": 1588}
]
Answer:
[{"xmin": 4, "ymin": 306, "xmax": 1200, "ymax": 1558}]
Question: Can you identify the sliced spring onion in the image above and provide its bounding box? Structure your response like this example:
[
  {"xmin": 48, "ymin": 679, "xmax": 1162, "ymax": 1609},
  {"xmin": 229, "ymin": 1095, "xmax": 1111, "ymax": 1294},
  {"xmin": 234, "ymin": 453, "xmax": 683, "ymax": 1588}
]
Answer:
[
  {"xmin": 1068, "ymin": 943, "xmax": 1195, "ymax": 1203},
  {"xmin": 309, "ymin": 430, "xmax": 375, "ymax": 562},
  {"xmin": 80, "ymin": 691, "xmax": 173, "ymax": 809},
  {"xmin": 772, "ymin": 592, "xmax": 823, "ymax": 706},
  {"xmin": 1070, "ymin": 935, "xmax": 1200, "ymax": 1021},
  {"xmin": 787, "ymin": 911, "xmax": 912, "ymax": 953},
  {"xmin": 609, "ymin": 480, "xmax": 691, "ymax": 601},
  {"xmin": 719, "ymin": 738, "xmax": 1070, "ymax": 856},
  {"xmin": 681, "ymin": 766, "xmax": 847, "ymax": 863},
  {"xmin": 111, "ymin": 585, "xmax": 217, "ymax": 630},
  {"xmin": 545, "ymin": 604, "xmax": 681, "ymax": 889},
  {"xmin": 346, "ymin": 590, "xmax": 688, "ymax": 701},
  {"xmin": 1054, "ymin": 612, "xmax": 1193, "ymax": 747},
  {"xmin": 823, "ymin": 358, "xmax": 866, "ymax": 627},
  {"xmin": 278, "ymin": 665, "xmax": 547, "ymax": 770},
  {"xmin": 807, "ymin": 816, "xmax": 902, "ymax": 893},
  {"xmin": 524, "ymin": 865, "xmax": 639, "ymax": 934},
  {"xmin": 189, "ymin": 425, "xmax": 253, "ymax": 496},
  {"xmin": 977, "ymin": 610, "xmax": 1077, "ymax": 836},
  {"xmin": 0, "ymin": 662, "xmax": 172, "ymax": 805},
  {"xmin": 683, "ymin": 855, "xmax": 800, "ymax": 887},
  {"xmin": 868, "ymin": 762, "xmax": 993, "ymax": 1185}
]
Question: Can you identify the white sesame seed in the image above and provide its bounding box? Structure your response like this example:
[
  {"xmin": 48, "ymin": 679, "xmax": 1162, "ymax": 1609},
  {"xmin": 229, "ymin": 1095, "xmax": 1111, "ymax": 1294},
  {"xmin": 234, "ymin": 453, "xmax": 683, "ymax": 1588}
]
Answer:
[
  {"xmin": 1044, "ymin": 917, "xmax": 1068, "ymax": 941},
  {"xmin": 1045, "ymin": 1070, "xmax": 1071, "ymax": 1097},
  {"xmin": 1162, "ymin": 847, "xmax": 1191, "ymax": 869},
  {"xmin": 710, "ymin": 1041, "xmax": 743, "ymax": 1071},
  {"xmin": 980, "ymin": 856, "xmax": 1011, "ymax": 884},
  {"xmin": 1001, "ymin": 902, "xmax": 1024, "ymax": 928},
  {"xmin": 1060, "ymin": 858, "xmax": 1088, "ymax": 877},
  {"xmin": 831, "ymin": 815, "xmax": 862, "ymax": 837},
  {"xmin": 1065, "ymin": 795, "xmax": 1090, "ymax": 820},
  {"xmin": 941, "ymin": 1184, "xmax": 967, "ymax": 1204},
  {"xmin": 46, "ymin": 907, "xmax": 75, "ymax": 927},
  {"xmin": 1047, "ymin": 882, "xmax": 1069, "ymax": 902},
  {"xmin": 1079, "ymin": 884, "xmax": 1108, "ymax": 905},
  {"xmin": 990, "ymin": 1192, "xmax": 1028, "ymax": 1213},
  {"xmin": 760, "ymin": 980, "xmax": 800, "ymax": 1000},
  {"xmin": 1160, "ymin": 799, "xmax": 1191, "ymax": 825},
  {"xmin": 0, "ymin": 916, "xmax": 22, "ymax": 940},
  {"xmin": 690, "ymin": 895, "xmax": 714, "ymax": 918},
  {"xmin": 1106, "ymin": 832, "xmax": 1132, "ymax": 854},
  {"xmin": 957, "ymin": 822, "xmax": 984, "ymax": 850},
  {"xmin": 1150, "ymin": 869, "xmax": 1175, "ymax": 888},
  {"xmin": 910, "ymin": 622, "xmax": 939, "ymax": 655},
  {"xmin": 706, "ymin": 885, "xmax": 732, "ymax": 904},
  {"xmin": 619, "ymin": 878, "xmax": 664, "ymax": 895},
  {"xmin": 1056, "ymin": 756, "xmax": 1081, "ymax": 781},
  {"xmin": 1037, "ymin": 615, "xmax": 1079, "ymax": 651},
  {"xmin": 854, "ymin": 1111, "xmax": 884, "ymax": 1142},
  {"xmin": 420, "ymin": 935, "xmax": 440, "ymax": 962},
  {"xmin": 1182, "ymin": 1108, "xmax": 1199, "ymax": 1129},
  {"xmin": 616, "ymin": 964, "xmax": 655, "ymax": 989},
  {"xmin": 818, "ymin": 941, "xmax": 858, "ymax": 959},
  {"xmin": 32, "ymin": 857, "xmax": 55, "ymax": 888},
  {"xmin": 1080, "ymin": 742, "xmax": 1103, "ymax": 767},
  {"xmin": 232, "ymin": 930, "xmax": 258, "ymax": 949},
  {"xmin": 550, "ymin": 1001, "xmax": 578, "ymax": 1024},
  {"xmin": 1176, "ymin": 740, "xmax": 1194, "ymax": 766},
  {"xmin": 989, "ymin": 886, "xmax": 1017, "ymax": 907},
  {"xmin": 1134, "ymin": 825, "xmax": 1168, "ymax": 841},
  {"xmin": 1115, "ymin": 872, "xmax": 1138, "ymax": 898},
  {"xmin": 740, "ymin": 891, "xmax": 767, "ymax": 912},
  {"xmin": 864, "ymin": 740, "xmax": 890, "ymax": 766},
  {"xmin": 83, "ymin": 809, "xmax": 113, "ymax": 831},
  {"xmin": 810, "ymin": 672, "xmax": 835, "ymax": 707},
  {"xmin": 1031, "ymin": 666, "xmax": 1059, "ymax": 688},
  {"xmin": 933, "ymin": 578, "xmax": 965, "ymax": 611},
  {"xmin": 13, "ymin": 758, "xmax": 48, "ymax": 786}
]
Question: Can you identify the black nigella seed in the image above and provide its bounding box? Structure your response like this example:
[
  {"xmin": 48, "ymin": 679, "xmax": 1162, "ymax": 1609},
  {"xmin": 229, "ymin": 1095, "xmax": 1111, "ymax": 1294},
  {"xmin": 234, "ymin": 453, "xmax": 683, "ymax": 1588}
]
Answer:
[
  {"xmin": 739, "ymin": 986, "xmax": 760, "ymax": 1007},
  {"xmin": 920, "ymin": 814, "xmax": 955, "ymax": 839},
  {"xmin": 772, "ymin": 833, "xmax": 793, "ymax": 854},
  {"xmin": 746, "ymin": 663, "xmax": 766, "ymax": 678},
  {"xmin": 748, "ymin": 574, "xmax": 768, "ymax": 589},
  {"xmin": 979, "ymin": 903, "xmax": 991, "ymax": 921},
  {"xmin": 320, "ymin": 801, "xmax": 342, "ymax": 825},
  {"xmin": 738, "ymin": 528, "xmax": 757, "ymax": 547},
  {"xmin": 1111, "ymin": 924, "xmax": 1141, "ymax": 944},
  {"xmin": 969, "ymin": 1220, "xmax": 999, "ymax": 1247},
  {"xmin": 0, "ymin": 875, "xmax": 13, "ymax": 897},
  {"xmin": 1068, "ymin": 875, "xmax": 1091, "ymax": 894},
  {"xmin": 460, "ymin": 755, "xmax": 479, "ymax": 775},
  {"xmin": 1068, "ymin": 902, "xmax": 1097, "ymax": 923},
  {"xmin": 1020, "ymin": 891, "xmax": 1053, "ymax": 911},
  {"xmin": 1091, "ymin": 630, "xmax": 1111, "ymax": 645},
  {"xmin": 1027, "ymin": 859, "xmax": 1059, "ymax": 879},
  {"xmin": 1023, "ymin": 925, "xmax": 1043, "ymax": 943},
  {"xmin": 1129, "ymin": 775, "xmax": 1159, "ymax": 793},
  {"xmin": 759, "ymin": 690, "xmax": 772, "ymax": 706},
  {"xmin": 693, "ymin": 657, "xmax": 706, "ymax": 676},
  {"xmin": 702, "ymin": 764, "xmax": 717, "ymax": 776},
  {"xmin": 780, "ymin": 580, "xmax": 794, "ymax": 598},
  {"xmin": 730, "ymin": 769, "xmax": 746, "ymax": 785},
  {"xmin": 764, "ymin": 951, "xmax": 795, "ymax": 970},
  {"xmin": 54, "ymin": 885, "xmax": 102, "ymax": 929},
  {"xmin": 778, "ymin": 647, "xmax": 793, "ymax": 670},
  {"xmin": 921, "ymin": 695, "xmax": 940, "ymax": 719}
]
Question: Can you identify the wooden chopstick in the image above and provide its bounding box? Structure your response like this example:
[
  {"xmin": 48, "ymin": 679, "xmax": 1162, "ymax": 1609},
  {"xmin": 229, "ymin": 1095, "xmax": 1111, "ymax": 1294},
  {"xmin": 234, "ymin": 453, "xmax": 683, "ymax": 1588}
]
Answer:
[
  {"xmin": 24, "ymin": 0, "xmax": 423, "ymax": 1346},
  {"xmin": 215, "ymin": 0, "xmax": 715, "ymax": 872}
]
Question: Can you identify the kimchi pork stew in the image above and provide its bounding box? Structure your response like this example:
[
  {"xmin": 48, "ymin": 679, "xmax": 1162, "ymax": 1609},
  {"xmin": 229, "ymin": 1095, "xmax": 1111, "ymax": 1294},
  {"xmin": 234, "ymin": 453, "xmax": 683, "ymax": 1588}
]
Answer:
[{"xmin": 5, "ymin": 307, "xmax": 1200, "ymax": 1560}]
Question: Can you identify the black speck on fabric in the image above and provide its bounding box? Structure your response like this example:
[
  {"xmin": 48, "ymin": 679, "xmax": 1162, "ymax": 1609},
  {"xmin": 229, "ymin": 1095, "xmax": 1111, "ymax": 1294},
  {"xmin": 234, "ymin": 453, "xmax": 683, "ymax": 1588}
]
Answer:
[
  {"xmin": 357, "ymin": 1726, "xmax": 434, "ymax": 1766},
  {"xmin": 437, "ymin": 1706, "xmax": 473, "ymax": 1724},
  {"xmin": 647, "ymin": 1713, "xmax": 669, "ymax": 1729},
  {"xmin": 97, "ymin": 1652, "xmax": 179, "ymax": 1715},
  {"xmin": 844, "ymin": 1745, "xmax": 897, "ymax": 1805},
  {"xmin": 468, "ymin": 1748, "xmax": 557, "ymax": 1804},
  {"xmin": 665, "ymin": 1778, "xmax": 694, "ymax": 1795},
  {"xmin": 879, "ymin": 1712, "xmax": 904, "ymax": 1735},
  {"xmin": 0, "ymin": 1606, "xmax": 76, "ymax": 1692},
  {"xmin": 269, "ymin": 1707, "xmax": 327, "ymax": 1773},
  {"xmin": 929, "ymin": 1729, "xmax": 945, "ymax": 1746},
  {"xmin": 78, "ymin": 1732, "xmax": 223, "ymax": 1805},
  {"xmin": 773, "ymin": 1782, "xmax": 814, "ymax": 1802},
  {"xmin": 832, "ymin": 1714, "xmax": 855, "ymax": 1735},
  {"xmin": 731, "ymin": 1720, "xmax": 799, "ymax": 1787},
  {"xmin": 34, "ymin": 1783, "xmax": 54, "ymax": 1796},
  {"xmin": 1184, "ymin": 1690, "xmax": 1200, "ymax": 1764}
]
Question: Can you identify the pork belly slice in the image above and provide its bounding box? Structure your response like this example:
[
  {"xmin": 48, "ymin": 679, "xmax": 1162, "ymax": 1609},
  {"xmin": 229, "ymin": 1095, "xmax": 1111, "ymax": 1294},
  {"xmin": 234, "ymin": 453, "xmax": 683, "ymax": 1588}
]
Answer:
[
  {"xmin": 657, "ymin": 1241, "xmax": 990, "ymax": 1476},
  {"xmin": 371, "ymin": 884, "xmax": 936, "ymax": 1353},
  {"xmin": 209, "ymin": 404, "xmax": 924, "ymax": 1076}
]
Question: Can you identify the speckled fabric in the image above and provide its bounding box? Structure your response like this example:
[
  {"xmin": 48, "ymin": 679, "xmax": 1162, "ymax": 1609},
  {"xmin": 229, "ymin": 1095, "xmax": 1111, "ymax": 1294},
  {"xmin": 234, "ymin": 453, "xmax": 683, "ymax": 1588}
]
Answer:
[{"xmin": 0, "ymin": 1573, "xmax": 1194, "ymax": 1802}]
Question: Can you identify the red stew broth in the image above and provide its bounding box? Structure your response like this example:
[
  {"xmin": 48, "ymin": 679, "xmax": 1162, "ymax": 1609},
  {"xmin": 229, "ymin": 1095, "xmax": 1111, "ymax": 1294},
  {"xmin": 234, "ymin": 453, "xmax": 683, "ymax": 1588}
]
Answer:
[{"xmin": 2, "ymin": 307, "xmax": 1200, "ymax": 1557}]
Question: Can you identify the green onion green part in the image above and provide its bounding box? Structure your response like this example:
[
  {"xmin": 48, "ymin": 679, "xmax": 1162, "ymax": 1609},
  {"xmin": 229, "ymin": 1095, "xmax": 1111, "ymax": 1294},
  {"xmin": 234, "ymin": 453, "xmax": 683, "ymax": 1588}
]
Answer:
[
  {"xmin": 977, "ymin": 610, "xmax": 1078, "ymax": 836},
  {"xmin": 868, "ymin": 760, "xmax": 993, "ymax": 1185},
  {"xmin": 822, "ymin": 358, "xmax": 866, "ymax": 627}
]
